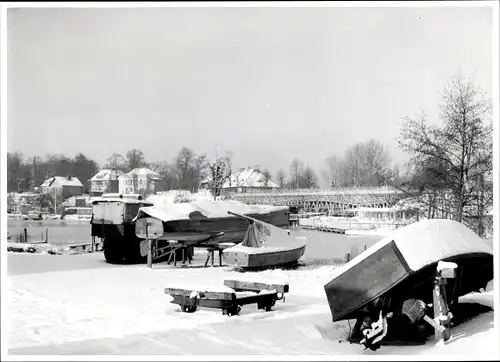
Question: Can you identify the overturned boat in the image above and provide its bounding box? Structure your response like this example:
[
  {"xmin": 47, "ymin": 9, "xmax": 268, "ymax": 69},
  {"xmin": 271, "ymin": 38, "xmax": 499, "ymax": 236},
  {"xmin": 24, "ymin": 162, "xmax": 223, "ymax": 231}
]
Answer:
[
  {"xmin": 222, "ymin": 212, "xmax": 307, "ymax": 268},
  {"xmin": 133, "ymin": 199, "xmax": 290, "ymax": 247},
  {"xmin": 324, "ymin": 219, "xmax": 493, "ymax": 324}
]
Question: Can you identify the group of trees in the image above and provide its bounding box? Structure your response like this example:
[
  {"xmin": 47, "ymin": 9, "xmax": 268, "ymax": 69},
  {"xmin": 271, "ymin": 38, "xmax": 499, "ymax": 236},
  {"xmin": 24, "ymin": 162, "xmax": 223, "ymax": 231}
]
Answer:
[
  {"xmin": 7, "ymin": 152, "xmax": 99, "ymax": 194},
  {"xmin": 397, "ymin": 73, "xmax": 493, "ymax": 235},
  {"xmin": 320, "ymin": 139, "xmax": 394, "ymax": 188}
]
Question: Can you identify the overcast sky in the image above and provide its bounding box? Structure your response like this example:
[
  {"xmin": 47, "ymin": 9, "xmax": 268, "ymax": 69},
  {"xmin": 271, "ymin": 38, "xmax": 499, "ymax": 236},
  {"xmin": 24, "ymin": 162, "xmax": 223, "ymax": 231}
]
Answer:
[{"xmin": 7, "ymin": 5, "xmax": 494, "ymax": 183}]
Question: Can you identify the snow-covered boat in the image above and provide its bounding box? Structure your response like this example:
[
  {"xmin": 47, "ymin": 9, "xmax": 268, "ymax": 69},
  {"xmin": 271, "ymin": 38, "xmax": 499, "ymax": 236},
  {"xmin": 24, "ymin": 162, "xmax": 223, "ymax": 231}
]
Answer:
[
  {"xmin": 133, "ymin": 200, "xmax": 290, "ymax": 245},
  {"xmin": 222, "ymin": 212, "xmax": 307, "ymax": 268},
  {"xmin": 324, "ymin": 219, "xmax": 493, "ymax": 323}
]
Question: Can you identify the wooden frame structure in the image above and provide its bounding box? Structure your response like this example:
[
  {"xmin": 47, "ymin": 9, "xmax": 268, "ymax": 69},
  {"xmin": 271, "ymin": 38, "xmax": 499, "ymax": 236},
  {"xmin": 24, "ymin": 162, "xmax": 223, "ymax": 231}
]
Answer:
[{"xmin": 165, "ymin": 279, "xmax": 289, "ymax": 316}]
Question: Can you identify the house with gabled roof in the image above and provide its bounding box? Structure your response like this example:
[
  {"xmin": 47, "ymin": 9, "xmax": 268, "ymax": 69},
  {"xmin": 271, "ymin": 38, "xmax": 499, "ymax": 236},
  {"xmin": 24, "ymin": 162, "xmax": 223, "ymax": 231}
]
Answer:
[
  {"xmin": 89, "ymin": 169, "xmax": 124, "ymax": 196},
  {"xmin": 200, "ymin": 167, "xmax": 280, "ymax": 194},
  {"xmin": 119, "ymin": 168, "xmax": 162, "ymax": 196},
  {"xmin": 40, "ymin": 176, "xmax": 84, "ymax": 199}
]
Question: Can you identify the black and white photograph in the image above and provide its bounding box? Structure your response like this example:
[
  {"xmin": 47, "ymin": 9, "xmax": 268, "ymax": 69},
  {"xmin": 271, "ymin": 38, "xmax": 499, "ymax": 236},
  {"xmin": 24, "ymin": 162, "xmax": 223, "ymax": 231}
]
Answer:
[{"xmin": 1, "ymin": 1, "xmax": 498, "ymax": 358}]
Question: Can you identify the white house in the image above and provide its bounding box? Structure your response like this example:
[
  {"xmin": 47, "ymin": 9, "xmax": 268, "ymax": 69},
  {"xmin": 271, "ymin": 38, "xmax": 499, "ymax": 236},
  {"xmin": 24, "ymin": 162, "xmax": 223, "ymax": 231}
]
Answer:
[
  {"xmin": 200, "ymin": 168, "xmax": 280, "ymax": 194},
  {"xmin": 40, "ymin": 176, "xmax": 84, "ymax": 199},
  {"xmin": 89, "ymin": 169, "xmax": 124, "ymax": 196},
  {"xmin": 119, "ymin": 168, "xmax": 162, "ymax": 196}
]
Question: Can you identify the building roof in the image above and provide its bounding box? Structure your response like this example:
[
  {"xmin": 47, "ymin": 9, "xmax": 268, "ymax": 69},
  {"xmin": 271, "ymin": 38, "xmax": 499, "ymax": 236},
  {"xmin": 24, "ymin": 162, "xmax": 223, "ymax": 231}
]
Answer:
[
  {"xmin": 90, "ymin": 169, "xmax": 124, "ymax": 181},
  {"xmin": 121, "ymin": 168, "xmax": 161, "ymax": 179},
  {"xmin": 43, "ymin": 176, "xmax": 84, "ymax": 188},
  {"xmin": 203, "ymin": 168, "xmax": 279, "ymax": 189}
]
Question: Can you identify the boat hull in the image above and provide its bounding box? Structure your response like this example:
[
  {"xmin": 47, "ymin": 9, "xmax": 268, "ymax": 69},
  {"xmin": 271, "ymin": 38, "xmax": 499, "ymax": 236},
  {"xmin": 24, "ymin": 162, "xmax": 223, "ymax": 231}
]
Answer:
[
  {"xmin": 223, "ymin": 245, "xmax": 306, "ymax": 268},
  {"xmin": 324, "ymin": 240, "xmax": 493, "ymax": 322},
  {"xmin": 161, "ymin": 209, "xmax": 290, "ymax": 244}
]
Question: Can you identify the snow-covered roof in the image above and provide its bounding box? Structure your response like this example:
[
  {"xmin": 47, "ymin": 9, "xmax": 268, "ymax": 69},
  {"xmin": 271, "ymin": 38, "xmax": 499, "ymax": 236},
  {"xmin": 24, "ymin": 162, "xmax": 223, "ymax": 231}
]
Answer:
[
  {"xmin": 135, "ymin": 199, "xmax": 288, "ymax": 222},
  {"xmin": 121, "ymin": 168, "xmax": 161, "ymax": 179},
  {"xmin": 331, "ymin": 219, "xmax": 492, "ymax": 276},
  {"xmin": 90, "ymin": 169, "xmax": 124, "ymax": 181},
  {"xmin": 202, "ymin": 168, "xmax": 279, "ymax": 189},
  {"xmin": 43, "ymin": 176, "xmax": 83, "ymax": 188}
]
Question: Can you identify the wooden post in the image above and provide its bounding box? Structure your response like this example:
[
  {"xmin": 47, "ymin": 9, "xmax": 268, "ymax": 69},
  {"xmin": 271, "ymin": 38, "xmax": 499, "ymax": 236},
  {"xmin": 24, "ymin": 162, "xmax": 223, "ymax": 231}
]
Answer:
[
  {"xmin": 24, "ymin": 228, "xmax": 28, "ymax": 243},
  {"xmin": 204, "ymin": 250, "xmax": 211, "ymax": 268},
  {"xmin": 146, "ymin": 224, "xmax": 152, "ymax": 268}
]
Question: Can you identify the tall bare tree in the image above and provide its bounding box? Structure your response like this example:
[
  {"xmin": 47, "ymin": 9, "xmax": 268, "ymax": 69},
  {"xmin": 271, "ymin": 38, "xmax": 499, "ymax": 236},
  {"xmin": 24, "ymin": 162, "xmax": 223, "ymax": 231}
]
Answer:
[
  {"xmin": 223, "ymin": 151, "xmax": 234, "ymax": 187},
  {"xmin": 125, "ymin": 149, "xmax": 146, "ymax": 171},
  {"xmin": 193, "ymin": 154, "xmax": 208, "ymax": 192},
  {"xmin": 276, "ymin": 169, "xmax": 286, "ymax": 189},
  {"xmin": 290, "ymin": 158, "xmax": 303, "ymax": 189},
  {"xmin": 301, "ymin": 165, "xmax": 318, "ymax": 189},
  {"xmin": 105, "ymin": 153, "xmax": 126, "ymax": 173},
  {"xmin": 343, "ymin": 139, "xmax": 391, "ymax": 186},
  {"xmin": 399, "ymin": 72, "xmax": 492, "ymax": 232},
  {"xmin": 323, "ymin": 154, "xmax": 344, "ymax": 188},
  {"xmin": 7, "ymin": 152, "xmax": 23, "ymax": 192},
  {"xmin": 175, "ymin": 146, "xmax": 195, "ymax": 190}
]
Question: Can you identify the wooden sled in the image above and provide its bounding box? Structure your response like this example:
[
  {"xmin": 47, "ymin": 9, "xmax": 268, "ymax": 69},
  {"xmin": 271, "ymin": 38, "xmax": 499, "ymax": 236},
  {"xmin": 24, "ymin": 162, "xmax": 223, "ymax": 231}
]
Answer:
[{"xmin": 164, "ymin": 279, "xmax": 289, "ymax": 316}]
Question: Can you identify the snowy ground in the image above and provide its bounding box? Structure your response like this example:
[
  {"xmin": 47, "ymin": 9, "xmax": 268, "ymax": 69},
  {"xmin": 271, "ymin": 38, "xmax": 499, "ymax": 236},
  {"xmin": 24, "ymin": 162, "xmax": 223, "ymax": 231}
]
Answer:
[{"xmin": 5, "ymin": 255, "xmax": 498, "ymax": 357}]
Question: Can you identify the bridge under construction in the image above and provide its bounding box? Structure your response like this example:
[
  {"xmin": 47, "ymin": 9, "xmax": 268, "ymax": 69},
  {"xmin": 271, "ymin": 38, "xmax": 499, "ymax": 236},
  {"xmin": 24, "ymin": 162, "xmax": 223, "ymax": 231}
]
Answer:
[{"xmin": 226, "ymin": 186, "xmax": 406, "ymax": 215}]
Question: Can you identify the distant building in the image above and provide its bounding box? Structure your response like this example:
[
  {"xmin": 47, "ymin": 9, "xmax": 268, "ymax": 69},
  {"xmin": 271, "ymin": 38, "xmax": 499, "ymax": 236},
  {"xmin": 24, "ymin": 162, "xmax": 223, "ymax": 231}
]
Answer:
[
  {"xmin": 119, "ymin": 168, "xmax": 162, "ymax": 196},
  {"xmin": 40, "ymin": 176, "xmax": 84, "ymax": 199},
  {"xmin": 89, "ymin": 169, "xmax": 124, "ymax": 196},
  {"xmin": 200, "ymin": 167, "xmax": 280, "ymax": 194}
]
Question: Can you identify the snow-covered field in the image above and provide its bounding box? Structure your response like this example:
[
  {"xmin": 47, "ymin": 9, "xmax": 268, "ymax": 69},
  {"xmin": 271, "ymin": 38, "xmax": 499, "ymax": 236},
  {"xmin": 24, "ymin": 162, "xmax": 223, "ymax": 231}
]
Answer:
[{"xmin": 5, "ymin": 258, "xmax": 497, "ymax": 357}]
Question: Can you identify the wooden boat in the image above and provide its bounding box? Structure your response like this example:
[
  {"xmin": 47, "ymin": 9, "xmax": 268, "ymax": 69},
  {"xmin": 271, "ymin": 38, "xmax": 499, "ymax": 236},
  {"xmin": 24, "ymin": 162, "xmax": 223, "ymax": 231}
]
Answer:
[
  {"xmin": 324, "ymin": 219, "xmax": 493, "ymax": 322},
  {"xmin": 133, "ymin": 199, "xmax": 291, "ymax": 245},
  {"xmin": 222, "ymin": 212, "xmax": 307, "ymax": 268}
]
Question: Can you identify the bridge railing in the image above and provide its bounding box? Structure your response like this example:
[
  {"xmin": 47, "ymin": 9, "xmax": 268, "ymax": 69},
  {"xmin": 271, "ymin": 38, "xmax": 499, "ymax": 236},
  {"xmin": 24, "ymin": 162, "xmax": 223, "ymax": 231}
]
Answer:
[{"xmin": 224, "ymin": 186, "xmax": 402, "ymax": 198}]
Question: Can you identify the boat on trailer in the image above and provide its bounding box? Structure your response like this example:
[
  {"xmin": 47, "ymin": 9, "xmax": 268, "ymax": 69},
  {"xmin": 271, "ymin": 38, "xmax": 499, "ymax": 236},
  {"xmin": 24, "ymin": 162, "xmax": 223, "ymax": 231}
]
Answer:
[
  {"xmin": 323, "ymin": 219, "xmax": 493, "ymax": 348},
  {"xmin": 324, "ymin": 219, "xmax": 493, "ymax": 322},
  {"xmin": 222, "ymin": 212, "xmax": 307, "ymax": 268}
]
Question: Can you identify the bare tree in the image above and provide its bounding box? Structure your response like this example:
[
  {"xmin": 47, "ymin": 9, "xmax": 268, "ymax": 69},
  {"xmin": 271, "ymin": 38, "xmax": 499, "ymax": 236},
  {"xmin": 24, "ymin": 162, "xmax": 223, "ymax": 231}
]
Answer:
[
  {"xmin": 193, "ymin": 154, "xmax": 208, "ymax": 192},
  {"xmin": 223, "ymin": 151, "xmax": 234, "ymax": 187},
  {"xmin": 261, "ymin": 169, "xmax": 272, "ymax": 187},
  {"xmin": 276, "ymin": 169, "xmax": 286, "ymax": 189},
  {"xmin": 301, "ymin": 165, "xmax": 318, "ymax": 189},
  {"xmin": 343, "ymin": 139, "xmax": 391, "ymax": 186},
  {"xmin": 175, "ymin": 146, "xmax": 195, "ymax": 190},
  {"xmin": 105, "ymin": 153, "xmax": 126, "ymax": 173},
  {"xmin": 323, "ymin": 155, "xmax": 344, "ymax": 188},
  {"xmin": 7, "ymin": 152, "xmax": 23, "ymax": 192},
  {"xmin": 125, "ymin": 149, "xmax": 146, "ymax": 171},
  {"xmin": 398, "ymin": 72, "xmax": 492, "ymax": 233},
  {"xmin": 290, "ymin": 159, "xmax": 303, "ymax": 189}
]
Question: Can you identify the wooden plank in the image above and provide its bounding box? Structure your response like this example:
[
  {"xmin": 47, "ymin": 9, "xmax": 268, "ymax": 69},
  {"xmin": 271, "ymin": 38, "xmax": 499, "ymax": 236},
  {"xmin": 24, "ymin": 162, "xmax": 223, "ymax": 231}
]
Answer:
[
  {"xmin": 224, "ymin": 279, "xmax": 289, "ymax": 294},
  {"xmin": 164, "ymin": 287, "xmax": 235, "ymax": 301}
]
